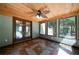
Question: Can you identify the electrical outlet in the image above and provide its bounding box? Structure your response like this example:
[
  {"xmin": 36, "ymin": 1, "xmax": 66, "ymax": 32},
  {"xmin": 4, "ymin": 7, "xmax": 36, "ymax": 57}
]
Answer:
[{"xmin": 5, "ymin": 39, "xmax": 8, "ymax": 42}]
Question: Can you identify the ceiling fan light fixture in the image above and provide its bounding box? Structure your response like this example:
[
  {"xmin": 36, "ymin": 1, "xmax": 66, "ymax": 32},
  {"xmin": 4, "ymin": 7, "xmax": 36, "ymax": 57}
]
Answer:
[{"xmin": 36, "ymin": 14, "xmax": 43, "ymax": 19}]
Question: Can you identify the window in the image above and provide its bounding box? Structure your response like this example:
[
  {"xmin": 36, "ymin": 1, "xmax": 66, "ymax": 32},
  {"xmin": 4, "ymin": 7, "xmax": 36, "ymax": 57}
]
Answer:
[
  {"xmin": 59, "ymin": 17, "xmax": 76, "ymax": 39},
  {"xmin": 48, "ymin": 21, "xmax": 56, "ymax": 35},
  {"xmin": 40, "ymin": 23, "xmax": 46, "ymax": 34}
]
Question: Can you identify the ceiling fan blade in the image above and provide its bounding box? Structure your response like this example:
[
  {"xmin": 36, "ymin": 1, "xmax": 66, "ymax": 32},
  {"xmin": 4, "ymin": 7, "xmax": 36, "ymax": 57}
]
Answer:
[
  {"xmin": 42, "ymin": 10, "xmax": 50, "ymax": 14},
  {"xmin": 41, "ymin": 13, "xmax": 48, "ymax": 18}
]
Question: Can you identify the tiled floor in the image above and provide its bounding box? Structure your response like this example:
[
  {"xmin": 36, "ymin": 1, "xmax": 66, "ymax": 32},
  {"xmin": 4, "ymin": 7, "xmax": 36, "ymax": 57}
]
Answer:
[{"xmin": 0, "ymin": 38, "xmax": 79, "ymax": 55}]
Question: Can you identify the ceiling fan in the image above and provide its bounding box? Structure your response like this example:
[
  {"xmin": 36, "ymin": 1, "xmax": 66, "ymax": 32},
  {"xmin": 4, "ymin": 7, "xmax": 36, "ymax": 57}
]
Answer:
[{"xmin": 24, "ymin": 4, "xmax": 50, "ymax": 19}]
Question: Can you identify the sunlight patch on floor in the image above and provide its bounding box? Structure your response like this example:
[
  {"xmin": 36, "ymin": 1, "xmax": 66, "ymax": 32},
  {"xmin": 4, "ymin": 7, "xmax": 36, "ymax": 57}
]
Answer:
[
  {"xmin": 60, "ymin": 38, "xmax": 76, "ymax": 46},
  {"xmin": 58, "ymin": 48, "xmax": 70, "ymax": 55},
  {"xmin": 59, "ymin": 44, "xmax": 72, "ymax": 52}
]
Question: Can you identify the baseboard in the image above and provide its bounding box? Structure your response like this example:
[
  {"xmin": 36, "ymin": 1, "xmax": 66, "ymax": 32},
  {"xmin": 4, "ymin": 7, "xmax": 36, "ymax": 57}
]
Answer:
[
  {"xmin": 32, "ymin": 37, "xmax": 40, "ymax": 39},
  {"xmin": 72, "ymin": 46, "xmax": 79, "ymax": 49},
  {"xmin": 0, "ymin": 44, "xmax": 13, "ymax": 49},
  {"xmin": 39, "ymin": 37, "xmax": 60, "ymax": 43}
]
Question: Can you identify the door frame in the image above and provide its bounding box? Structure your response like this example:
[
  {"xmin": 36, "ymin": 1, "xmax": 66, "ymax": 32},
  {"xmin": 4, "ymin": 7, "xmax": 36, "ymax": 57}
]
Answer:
[{"xmin": 13, "ymin": 17, "xmax": 32, "ymax": 44}]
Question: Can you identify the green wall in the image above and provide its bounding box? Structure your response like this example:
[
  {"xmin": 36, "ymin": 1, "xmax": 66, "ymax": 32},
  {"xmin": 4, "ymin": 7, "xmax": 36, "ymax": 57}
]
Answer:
[
  {"xmin": 32, "ymin": 22, "xmax": 39, "ymax": 38},
  {"xmin": 0, "ymin": 15, "xmax": 13, "ymax": 47}
]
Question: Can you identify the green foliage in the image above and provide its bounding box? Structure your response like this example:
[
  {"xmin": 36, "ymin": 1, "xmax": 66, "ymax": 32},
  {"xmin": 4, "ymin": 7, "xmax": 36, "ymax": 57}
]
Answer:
[
  {"xmin": 63, "ymin": 17, "xmax": 75, "ymax": 25},
  {"xmin": 48, "ymin": 21, "xmax": 56, "ymax": 27},
  {"xmin": 59, "ymin": 17, "xmax": 76, "ymax": 35}
]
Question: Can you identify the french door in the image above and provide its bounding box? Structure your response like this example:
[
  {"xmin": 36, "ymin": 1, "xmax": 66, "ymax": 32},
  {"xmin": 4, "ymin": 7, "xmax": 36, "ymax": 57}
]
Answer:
[{"xmin": 13, "ymin": 17, "xmax": 32, "ymax": 43}]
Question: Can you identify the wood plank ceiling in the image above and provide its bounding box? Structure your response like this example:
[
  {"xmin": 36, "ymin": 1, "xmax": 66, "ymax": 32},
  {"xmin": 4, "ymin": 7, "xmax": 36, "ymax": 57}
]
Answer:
[{"xmin": 0, "ymin": 3, "xmax": 79, "ymax": 22}]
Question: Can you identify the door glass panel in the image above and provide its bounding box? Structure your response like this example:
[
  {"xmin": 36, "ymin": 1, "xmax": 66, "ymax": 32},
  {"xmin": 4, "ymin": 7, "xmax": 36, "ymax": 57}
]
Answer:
[
  {"xmin": 16, "ymin": 20, "xmax": 23, "ymax": 39},
  {"xmin": 25, "ymin": 22, "xmax": 30, "ymax": 37}
]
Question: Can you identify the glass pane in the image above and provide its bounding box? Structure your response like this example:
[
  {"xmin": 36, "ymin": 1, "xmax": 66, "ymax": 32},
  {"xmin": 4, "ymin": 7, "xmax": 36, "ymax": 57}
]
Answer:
[
  {"xmin": 59, "ymin": 17, "xmax": 76, "ymax": 39},
  {"xmin": 25, "ymin": 22, "xmax": 30, "ymax": 37},
  {"xmin": 40, "ymin": 23, "xmax": 45, "ymax": 34},
  {"xmin": 48, "ymin": 21, "xmax": 56, "ymax": 35},
  {"xmin": 16, "ymin": 20, "xmax": 23, "ymax": 39}
]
